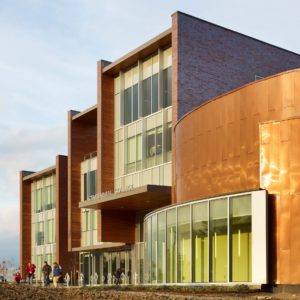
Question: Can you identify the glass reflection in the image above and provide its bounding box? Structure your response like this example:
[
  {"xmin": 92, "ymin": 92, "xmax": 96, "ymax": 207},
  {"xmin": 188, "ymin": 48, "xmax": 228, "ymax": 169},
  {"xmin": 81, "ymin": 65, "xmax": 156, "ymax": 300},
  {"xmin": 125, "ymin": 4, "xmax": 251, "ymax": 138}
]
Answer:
[
  {"xmin": 209, "ymin": 198, "xmax": 228, "ymax": 282},
  {"xmin": 178, "ymin": 206, "xmax": 191, "ymax": 283},
  {"xmin": 157, "ymin": 212, "xmax": 166, "ymax": 283},
  {"xmin": 166, "ymin": 209, "xmax": 176, "ymax": 283},
  {"xmin": 192, "ymin": 202, "xmax": 208, "ymax": 282},
  {"xmin": 230, "ymin": 195, "xmax": 252, "ymax": 282},
  {"xmin": 144, "ymin": 193, "xmax": 253, "ymax": 284},
  {"xmin": 151, "ymin": 215, "xmax": 157, "ymax": 283}
]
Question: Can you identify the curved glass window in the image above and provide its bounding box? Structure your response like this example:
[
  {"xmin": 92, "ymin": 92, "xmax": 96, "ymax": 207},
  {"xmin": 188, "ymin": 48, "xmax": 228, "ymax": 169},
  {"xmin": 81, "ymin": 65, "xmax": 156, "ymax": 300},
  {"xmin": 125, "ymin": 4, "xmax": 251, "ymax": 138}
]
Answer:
[
  {"xmin": 177, "ymin": 206, "xmax": 191, "ymax": 283},
  {"xmin": 157, "ymin": 212, "xmax": 166, "ymax": 283},
  {"xmin": 151, "ymin": 214, "xmax": 157, "ymax": 283},
  {"xmin": 230, "ymin": 195, "xmax": 252, "ymax": 282},
  {"xmin": 144, "ymin": 191, "xmax": 262, "ymax": 284},
  {"xmin": 166, "ymin": 209, "xmax": 176, "ymax": 283},
  {"xmin": 192, "ymin": 201, "xmax": 208, "ymax": 282},
  {"xmin": 209, "ymin": 198, "xmax": 228, "ymax": 282}
]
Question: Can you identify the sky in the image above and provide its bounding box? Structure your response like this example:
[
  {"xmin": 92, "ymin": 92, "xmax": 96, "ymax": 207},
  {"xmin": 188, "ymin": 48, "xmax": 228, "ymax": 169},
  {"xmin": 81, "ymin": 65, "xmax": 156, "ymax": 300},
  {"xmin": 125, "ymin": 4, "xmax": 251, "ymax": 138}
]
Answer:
[{"xmin": 0, "ymin": 0, "xmax": 299, "ymax": 266}]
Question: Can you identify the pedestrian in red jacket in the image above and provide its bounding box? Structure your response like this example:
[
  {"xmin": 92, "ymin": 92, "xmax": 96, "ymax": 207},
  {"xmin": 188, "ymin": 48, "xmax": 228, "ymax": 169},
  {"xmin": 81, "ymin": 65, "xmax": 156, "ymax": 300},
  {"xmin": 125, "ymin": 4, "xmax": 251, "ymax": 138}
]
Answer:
[
  {"xmin": 15, "ymin": 272, "xmax": 21, "ymax": 284},
  {"xmin": 25, "ymin": 262, "xmax": 36, "ymax": 284}
]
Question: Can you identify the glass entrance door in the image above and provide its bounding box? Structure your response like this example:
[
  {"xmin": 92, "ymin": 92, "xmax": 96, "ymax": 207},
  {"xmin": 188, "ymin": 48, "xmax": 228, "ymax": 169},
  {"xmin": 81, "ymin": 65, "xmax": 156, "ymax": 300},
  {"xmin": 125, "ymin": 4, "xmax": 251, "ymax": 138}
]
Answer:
[{"xmin": 98, "ymin": 251, "xmax": 131, "ymax": 285}]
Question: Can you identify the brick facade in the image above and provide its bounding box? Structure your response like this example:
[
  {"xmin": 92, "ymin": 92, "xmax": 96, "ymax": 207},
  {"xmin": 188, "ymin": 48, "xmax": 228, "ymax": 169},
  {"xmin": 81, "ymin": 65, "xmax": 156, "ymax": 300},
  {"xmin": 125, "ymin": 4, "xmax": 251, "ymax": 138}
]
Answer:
[{"xmin": 172, "ymin": 12, "xmax": 300, "ymax": 120}]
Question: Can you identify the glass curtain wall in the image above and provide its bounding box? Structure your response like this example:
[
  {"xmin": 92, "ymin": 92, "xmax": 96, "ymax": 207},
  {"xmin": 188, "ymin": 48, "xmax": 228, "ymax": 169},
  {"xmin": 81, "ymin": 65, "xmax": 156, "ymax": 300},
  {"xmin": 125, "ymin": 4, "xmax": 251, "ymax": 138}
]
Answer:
[
  {"xmin": 31, "ymin": 174, "xmax": 56, "ymax": 280},
  {"xmin": 114, "ymin": 47, "xmax": 172, "ymax": 191},
  {"xmin": 144, "ymin": 193, "xmax": 253, "ymax": 284},
  {"xmin": 80, "ymin": 155, "xmax": 99, "ymax": 247}
]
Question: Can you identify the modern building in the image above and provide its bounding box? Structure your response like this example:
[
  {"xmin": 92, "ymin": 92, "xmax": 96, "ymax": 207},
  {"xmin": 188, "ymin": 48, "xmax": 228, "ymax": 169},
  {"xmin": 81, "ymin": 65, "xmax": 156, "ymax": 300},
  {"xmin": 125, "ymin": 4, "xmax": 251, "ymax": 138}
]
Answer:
[
  {"xmin": 20, "ymin": 155, "xmax": 75, "ymax": 280},
  {"xmin": 20, "ymin": 11, "xmax": 300, "ymax": 287}
]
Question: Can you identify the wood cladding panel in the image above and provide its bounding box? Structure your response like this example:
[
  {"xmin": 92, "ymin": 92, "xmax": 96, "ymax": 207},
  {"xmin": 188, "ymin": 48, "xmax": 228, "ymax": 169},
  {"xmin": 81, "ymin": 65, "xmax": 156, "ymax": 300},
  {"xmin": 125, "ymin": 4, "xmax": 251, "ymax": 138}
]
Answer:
[
  {"xmin": 97, "ymin": 61, "xmax": 114, "ymax": 194},
  {"xmin": 56, "ymin": 155, "xmax": 76, "ymax": 272},
  {"xmin": 20, "ymin": 171, "xmax": 33, "ymax": 277},
  {"xmin": 101, "ymin": 210, "xmax": 135, "ymax": 243},
  {"xmin": 97, "ymin": 61, "xmax": 115, "ymax": 242},
  {"xmin": 68, "ymin": 112, "xmax": 97, "ymax": 250}
]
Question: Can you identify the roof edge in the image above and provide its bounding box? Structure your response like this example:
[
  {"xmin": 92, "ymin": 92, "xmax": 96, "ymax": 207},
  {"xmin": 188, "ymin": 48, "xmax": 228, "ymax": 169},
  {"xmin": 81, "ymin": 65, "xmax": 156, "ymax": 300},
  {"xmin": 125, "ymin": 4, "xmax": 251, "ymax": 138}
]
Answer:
[
  {"xmin": 173, "ymin": 11, "xmax": 299, "ymax": 56},
  {"xmin": 22, "ymin": 165, "xmax": 56, "ymax": 181}
]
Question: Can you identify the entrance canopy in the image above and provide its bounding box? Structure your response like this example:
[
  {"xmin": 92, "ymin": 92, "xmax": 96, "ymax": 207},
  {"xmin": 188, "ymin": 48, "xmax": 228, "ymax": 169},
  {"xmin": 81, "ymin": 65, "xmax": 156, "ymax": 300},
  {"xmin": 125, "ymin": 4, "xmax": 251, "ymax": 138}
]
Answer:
[{"xmin": 79, "ymin": 185, "xmax": 171, "ymax": 211}]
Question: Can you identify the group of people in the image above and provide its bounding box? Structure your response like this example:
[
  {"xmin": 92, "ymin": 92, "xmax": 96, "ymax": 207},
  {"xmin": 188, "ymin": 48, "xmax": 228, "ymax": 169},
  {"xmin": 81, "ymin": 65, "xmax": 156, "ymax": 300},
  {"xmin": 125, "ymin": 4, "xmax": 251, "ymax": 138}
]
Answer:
[{"xmin": 15, "ymin": 261, "xmax": 63, "ymax": 287}]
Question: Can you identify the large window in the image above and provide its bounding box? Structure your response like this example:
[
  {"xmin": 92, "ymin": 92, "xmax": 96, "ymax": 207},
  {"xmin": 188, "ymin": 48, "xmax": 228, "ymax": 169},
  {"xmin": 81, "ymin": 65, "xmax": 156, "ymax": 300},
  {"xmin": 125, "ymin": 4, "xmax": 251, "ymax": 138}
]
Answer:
[
  {"xmin": 80, "ymin": 208, "xmax": 99, "ymax": 247},
  {"xmin": 146, "ymin": 218, "xmax": 152, "ymax": 283},
  {"xmin": 142, "ymin": 77, "xmax": 152, "ymax": 117},
  {"xmin": 177, "ymin": 206, "xmax": 191, "ymax": 283},
  {"xmin": 146, "ymin": 129, "xmax": 156, "ymax": 168},
  {"xmin": 151, "ymin": 214, "xmax": 157, "ymax": 283},
  {"xmin": 116, "ymin": 48, "xmax": 172, "ymax": 128},
  {"xmin": 83, "ymin": 170, "xmax": 97, "ymax": 201},
  {"xmin": 35, "ymin": 189, "xmax": 42, "ymax": 213},
  {"xmin": 36, "ymin": 221, "xmax": 44, "ymax": 246},
  {"xmin": 230, "ymin": 195, "xmax": 252, "ymax": 282},
  {"xmin": 210, "ymin": 198, "xmax": 228, "ymax": 282},
  {"xmin": 126, "ymin": 137, "xmax": 137, "ymax": 174},
  {"xmin": 125, "ymin": 134, "xmax": 142, "ymax": 174},
  {"xmin": 146, "ymin": 126, "xmax": 163, "ymax": 168},
  {"xmin": 166, "ymin": 122, "xmax": 172, "ymax": 162},
  {"xmin": 166, "ymin": 209, "xmax": 176, "ymax": 283},
  {"xmin": 123, "ymin": 84, "xmax": 139, "ymax": 125},
  {"xmin": 157, "ymin": 212, "xmax": 166, "ymax": 283},
  {"xmin": 45, "ymin": 186, "xmax": 53, "ymax": 210},
  {"xmin": 124, "ymin": 87, "xmax": 132, "ymax": 125},
  {"xmin": 33, "ymin": 176, "xmax": 56, "ymax": 213},
  {"xmin": 192, "ymin": 202, "xmax": 208, "ymax": 282},
  {"xmin": 163, "ymin": 67, "xmax": 172, "ymax": 108},
  {"xmin": 45, "ymin": 219, "xmax": 54, "ymax": 244}
]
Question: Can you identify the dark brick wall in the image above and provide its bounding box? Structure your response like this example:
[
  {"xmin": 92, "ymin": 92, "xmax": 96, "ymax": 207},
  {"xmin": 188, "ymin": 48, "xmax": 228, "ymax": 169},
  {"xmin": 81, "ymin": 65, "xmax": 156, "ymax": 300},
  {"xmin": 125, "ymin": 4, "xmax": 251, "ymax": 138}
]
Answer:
[{"xmin": 172, "ymin": 12, "xmax": 300, "ymax": 120}]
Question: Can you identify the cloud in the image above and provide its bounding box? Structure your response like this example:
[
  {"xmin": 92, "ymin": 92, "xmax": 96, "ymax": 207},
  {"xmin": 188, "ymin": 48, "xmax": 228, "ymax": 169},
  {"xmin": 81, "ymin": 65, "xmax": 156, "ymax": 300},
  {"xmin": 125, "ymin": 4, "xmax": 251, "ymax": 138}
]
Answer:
[
  {"xmin": 0, "ymin": 204, "xmax": 20, "ymax": 265},
  {"xmin": 0, "ymin": 125, "xmax": 67, "ymax": 208},
  {"xmin": 0, "ymin": 205, "xmax": 19, "ymax": 239}
]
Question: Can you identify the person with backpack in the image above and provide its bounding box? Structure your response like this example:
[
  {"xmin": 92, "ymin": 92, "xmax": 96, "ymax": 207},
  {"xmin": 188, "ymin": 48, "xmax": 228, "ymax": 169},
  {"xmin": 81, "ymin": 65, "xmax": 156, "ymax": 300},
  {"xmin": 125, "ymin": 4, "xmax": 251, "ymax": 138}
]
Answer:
[
  {"xmin": 41, "ymin": 261, "xmax": 51, "ymax": 286},
  {"xmin": 52, "ymin": 262, "xmax": 62, "ymax": 288}
]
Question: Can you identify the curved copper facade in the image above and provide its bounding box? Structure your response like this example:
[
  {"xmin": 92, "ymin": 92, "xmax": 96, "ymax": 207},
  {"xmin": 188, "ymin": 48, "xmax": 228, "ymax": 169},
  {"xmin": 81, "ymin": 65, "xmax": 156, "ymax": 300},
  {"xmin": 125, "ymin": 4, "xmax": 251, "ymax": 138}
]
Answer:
[
  {"xmin": 175, "ymin": 69, "xmax": 300, "ymax": 202},
  {"xmin": 174, "ymin": 69, "xmax": 300, "ymax": 284}
]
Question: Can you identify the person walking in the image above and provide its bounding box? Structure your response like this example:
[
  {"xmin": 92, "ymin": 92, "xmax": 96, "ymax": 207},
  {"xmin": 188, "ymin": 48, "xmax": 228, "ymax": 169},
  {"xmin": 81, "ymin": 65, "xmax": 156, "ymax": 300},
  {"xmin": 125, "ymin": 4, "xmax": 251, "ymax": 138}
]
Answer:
[
  {"xmin": 52, "ymin": 262, "xmax": 62, "ymax": 288},
  {"xmin": 115, "ymin": 268, "xmax": 121, "ymax": 285},
  {"xmin": 42, "ymin": 261, "xmax": 51, "ymax": 287},
  {"xmin": 25, "ymin": 262, "xmax": 36, "ymax": 284}
]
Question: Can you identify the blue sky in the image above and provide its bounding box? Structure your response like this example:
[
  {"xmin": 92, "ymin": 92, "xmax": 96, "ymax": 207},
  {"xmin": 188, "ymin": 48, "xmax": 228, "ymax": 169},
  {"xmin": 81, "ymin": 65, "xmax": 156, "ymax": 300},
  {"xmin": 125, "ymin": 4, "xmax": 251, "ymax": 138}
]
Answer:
[{"xmin": 0, "ymin": 0, "xmax": 299, "ymax": 266}]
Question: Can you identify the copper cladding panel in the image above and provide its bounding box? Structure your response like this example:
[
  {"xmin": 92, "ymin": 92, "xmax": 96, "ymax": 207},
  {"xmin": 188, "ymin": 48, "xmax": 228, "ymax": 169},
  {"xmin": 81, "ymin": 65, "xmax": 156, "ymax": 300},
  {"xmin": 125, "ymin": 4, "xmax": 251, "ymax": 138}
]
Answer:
[
  {"xmin": 260, "ymin": 118, "xmax": 300, "ymax": 284},
  {"xmin": 175, "ymin": 70, "xmax": 300, "ymax": 202}
]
